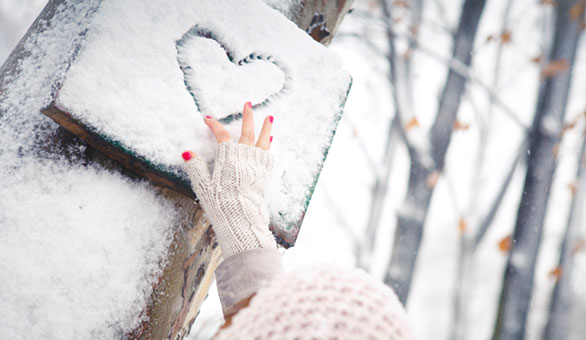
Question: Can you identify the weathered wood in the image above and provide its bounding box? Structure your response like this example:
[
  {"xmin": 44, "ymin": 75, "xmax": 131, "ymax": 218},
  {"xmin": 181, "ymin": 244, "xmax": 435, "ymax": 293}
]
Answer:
[
  {"xmin": 42, "ymin": 105, "xmax": 195, "ymax": 198},
  {"xmin": 280, "ymin": 0, "xmax": 354, "ymax": 46},
  {"xmin": 0, "ymin": 2, "xmax": 353, "ymax": 340},
  {"xmin": 41, "ymin": 104, "xmax": 300, "ymax": 247},
  {"xmin": 39, "ymin": 0, "xmax": 353, "ymax": 250},
  {"xmin": 129, "ymin": 200, "xmax": 222, "ymax": 340},
  {"xmin": 1, "ymin": 2, "xmax": 221, "ymax": 340}
]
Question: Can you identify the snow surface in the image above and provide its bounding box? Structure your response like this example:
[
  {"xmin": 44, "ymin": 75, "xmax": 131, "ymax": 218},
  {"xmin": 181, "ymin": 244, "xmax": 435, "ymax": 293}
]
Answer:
[
  {"xmin": 0, "ymin": 1, "xmax": 184, "ymax": 339},
  {"xmin": 177, "ymin": 36, "xmax": 285, "ymax": 120},
  {"xmin": 0, "ymin": 163, "xmax": 178, "ymax": 340},
  {"xmin": 2, "ymin": 1, "xmax": 584, "ymax": 340},
  {"xmin": 55, "ymin": 0, "xmax": 351, "ymax": 236},
  {"xmin": 0, "ymin": 0, "xmax": 348, "ymax": 338}
]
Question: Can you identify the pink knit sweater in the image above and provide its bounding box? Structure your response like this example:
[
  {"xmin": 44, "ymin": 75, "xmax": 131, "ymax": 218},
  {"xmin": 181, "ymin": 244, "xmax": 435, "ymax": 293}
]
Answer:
[{"xmin": 213, "ymin": 249, "xmax": 412, "ymax": 339}]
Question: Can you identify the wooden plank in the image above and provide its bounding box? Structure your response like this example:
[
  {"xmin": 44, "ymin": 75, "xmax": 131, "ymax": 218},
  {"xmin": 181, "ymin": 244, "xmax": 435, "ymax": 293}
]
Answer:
[
  {"xmin": 127, "ymin": 201, "xmax": 222, "ymax": 340},
  {"xmin": 2, "ymin": 1, "xmax": 354, "ymax": 339},
  {"xmin": 42, "ymin": 104, "xmax": 195, "ymax": 199},
  {"xmin": 41, "ymin": 103, "xmax": 315, "ymax": 248}
]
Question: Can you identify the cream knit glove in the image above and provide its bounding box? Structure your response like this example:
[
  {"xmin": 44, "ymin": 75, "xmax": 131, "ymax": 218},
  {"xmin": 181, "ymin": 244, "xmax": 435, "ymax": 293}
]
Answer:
[{"xmin": 184, "ymin": 141, "xmax": 277, "ymax": 258}]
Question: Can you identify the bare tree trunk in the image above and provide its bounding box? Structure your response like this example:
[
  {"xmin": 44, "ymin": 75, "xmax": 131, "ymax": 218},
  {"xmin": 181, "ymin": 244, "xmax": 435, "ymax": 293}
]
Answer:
[
  {"xmin": 383, "ymin": 0, "xmax": 487, "ymax": 304},
  {"xmin": 451, "ymin": 137, "xmax": 527, "ymax": 340},
  {"xmin": 359, "ymin": 0, "xmax": 423, "ymax": 271},
  {"xmin": 451, "ymin": 2, "xmax": 517, "ymax": 337},
  {"xmin": 543, "ymin": 136, "xmax": 586, "ymax": 340},
  {"xmin": 492, "ymin": 1, "xmax": 584, "ymax": 339}
]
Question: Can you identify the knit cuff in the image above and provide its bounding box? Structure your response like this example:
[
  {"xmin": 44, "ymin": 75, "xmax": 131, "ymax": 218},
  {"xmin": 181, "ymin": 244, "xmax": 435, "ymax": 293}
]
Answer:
[
  {"xmin": 215, "ymin": 248, "xmax": 283, "ymax": 317},
  {"xmin": 216, "ymin": 141, "xmax": 274, "ymax": 169}
]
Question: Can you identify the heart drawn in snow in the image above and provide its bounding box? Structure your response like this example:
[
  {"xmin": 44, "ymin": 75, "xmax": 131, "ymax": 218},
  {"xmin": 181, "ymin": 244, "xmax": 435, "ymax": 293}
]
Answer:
[{"xmin": 176, "ymin": 27, "xmax": 286, "ymax": 121}]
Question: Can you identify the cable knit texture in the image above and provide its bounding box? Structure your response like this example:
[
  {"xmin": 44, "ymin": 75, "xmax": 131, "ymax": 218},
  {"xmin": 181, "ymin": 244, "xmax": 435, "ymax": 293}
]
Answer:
[
  {"xmin": 184, "ymin": 141, "xmax": 277, "ymax": 258},
  {"xmin": 215, "ymin": 265, "xmax": 413, "ymax": 340}
]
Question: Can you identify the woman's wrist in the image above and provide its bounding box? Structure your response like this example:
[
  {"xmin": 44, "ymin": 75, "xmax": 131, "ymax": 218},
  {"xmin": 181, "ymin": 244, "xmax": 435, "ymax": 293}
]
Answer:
[{"xmin": 182, "ymin": 102, "xmax": 276, "ymax": 259}]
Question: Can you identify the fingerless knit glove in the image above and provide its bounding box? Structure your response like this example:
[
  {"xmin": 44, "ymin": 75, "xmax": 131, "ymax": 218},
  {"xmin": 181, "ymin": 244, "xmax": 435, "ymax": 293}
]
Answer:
[{"xmin": 184, "ymin": 141, "xmax": 277, "ymax": 258}]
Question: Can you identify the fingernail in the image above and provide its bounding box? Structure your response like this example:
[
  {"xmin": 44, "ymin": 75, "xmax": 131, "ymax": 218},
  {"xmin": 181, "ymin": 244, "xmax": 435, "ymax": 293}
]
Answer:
[
  {"xmin": 182, "ymin": 151, "xmax": 192, "ymax": 161},
  {"xmin": 270, "ymin": 136, "xmax": 273, "ymax": 142},
  {"xmin": 205, "ymin": 115, "xmax": 211, "ymax": 119},
  {"xmin": 269, "ymin": 115, "xmax": 274, "ymax": 123},
  {"xmin": 245, "ymin": 101, "xmax": 252, "ymax": 109}
]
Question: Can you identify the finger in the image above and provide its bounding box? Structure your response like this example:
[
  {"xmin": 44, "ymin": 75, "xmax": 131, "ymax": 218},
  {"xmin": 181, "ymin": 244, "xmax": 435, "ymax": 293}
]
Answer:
[
  {"xmin": 181, "ymin": 150, "xmax": 211, "ymax": 185},
  {"xmin": 239, "ymin": 101, "xmax": 254, "ymax": 145},
  {"xmin": 182, "ymin": 150, "xmax": 197, "ymax": 161},
  {"xmin": 204, "ymin": 116, "xmax": 231, "ymax": 143},
  {"xmin": 256, "ymin": 115, "xmax": 274, "ymax": 150}
]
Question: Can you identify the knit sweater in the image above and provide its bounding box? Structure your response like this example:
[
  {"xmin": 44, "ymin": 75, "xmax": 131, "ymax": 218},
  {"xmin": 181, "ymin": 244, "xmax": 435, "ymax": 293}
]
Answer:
[{"xmin": 214, "ymin": 249, "xmax": 413, "ymax": 340}]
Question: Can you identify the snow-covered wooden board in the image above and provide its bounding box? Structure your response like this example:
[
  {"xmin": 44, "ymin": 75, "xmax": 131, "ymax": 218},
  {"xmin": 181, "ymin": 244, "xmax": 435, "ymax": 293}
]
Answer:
[{"xmin": 43, "ymin": 0, "xmax": 351, "ymax": 246}]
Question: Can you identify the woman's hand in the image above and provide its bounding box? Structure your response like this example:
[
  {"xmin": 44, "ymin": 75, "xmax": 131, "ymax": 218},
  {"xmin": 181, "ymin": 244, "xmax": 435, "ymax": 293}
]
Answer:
[
  {"xmin": 181, "ymin": 102, "xmax": 276, "ymax": 258},
  {"xmin": 183, "ymin": 101, "xmax": 273, "ymax": 158}
]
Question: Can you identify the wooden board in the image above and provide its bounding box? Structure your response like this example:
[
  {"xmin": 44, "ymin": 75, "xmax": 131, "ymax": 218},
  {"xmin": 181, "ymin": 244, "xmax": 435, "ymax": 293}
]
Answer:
[{"xmin": 42, "ymin": 0, "xmax": 352, "ymax": 247}]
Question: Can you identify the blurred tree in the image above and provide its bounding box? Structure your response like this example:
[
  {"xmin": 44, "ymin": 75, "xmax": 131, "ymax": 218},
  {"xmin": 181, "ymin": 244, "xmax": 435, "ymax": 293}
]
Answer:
[
  {"xmin": 492, "ymin": 0, "xmax": 584, "ymax": 339},
  {"xmin": 359, "ymin": 0, "xmax": 423, "ymax": 270},
  {"xmin": 544, "ymin": 131, "xmax": 586, "ymax": 340},
  {"xmin": 325, "ymin": 1, "xmax": 584, "ymax": 338},
  {"xmin": 381, "ymin": 0, "xmax": 488, "ymax": 304}
]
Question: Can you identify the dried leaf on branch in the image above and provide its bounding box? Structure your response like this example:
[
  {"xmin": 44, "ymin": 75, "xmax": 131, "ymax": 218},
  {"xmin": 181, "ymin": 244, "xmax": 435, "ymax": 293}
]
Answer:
[
  {"xmin": 531, "ymin": 55, "xmax": 543, "ymax": 64},
  {"xmin": 405, "ymin": 116, "xmax": 420, "ymax": 131},
  {"xmin": 498, "ymin": 235, "xmax": 512, "ymax": 253},
  {"xmin": 541, "ymin": 59, "xmax": 569, "ymax": 78},
  {"xmin": 572, "ymin": 239, "xmax": 585, "ymax": 255},
  {"xmin": 458, "ymin": 217, "xmax": 468, "ymax": 234},
  {"xmin": 426, "ymin": 171, "xmax": 441, "ymax": 188},
  {"xmin": 453, "ymin": 120, "xmax": 471, "ymax": 131},
  {"xmin": 548, "ymin": 266, "xmax": 563, "ymax": 280},
  {"xmin": 569, "ymin": 1, "xmax": 585, "ymax": 20},
  {"xmin": 500, "ymin": 30, "xmax": 512, "ymax": 44}
]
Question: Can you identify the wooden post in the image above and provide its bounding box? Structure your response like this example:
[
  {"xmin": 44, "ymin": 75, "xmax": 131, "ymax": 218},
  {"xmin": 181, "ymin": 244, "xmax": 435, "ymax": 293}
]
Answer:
[{"xmin": 1, "ymin": 1, "xmax": 353, "ymax": 339}]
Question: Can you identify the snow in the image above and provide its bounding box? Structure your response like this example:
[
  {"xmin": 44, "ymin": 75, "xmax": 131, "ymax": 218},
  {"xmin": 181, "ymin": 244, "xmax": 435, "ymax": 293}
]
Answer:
[
  {"xmin": 1, "ymin": 1, "xmax": 349, "ymax": 338},
  {"xmin": 511, "ymin": 251, "xmax": 528, "ymax": 269},
  {"xmin": 0, "ymin": 163, "xmax": 178, "ymax": 340},
  {"xmin": 540, "ymin": 114, "xmax": 562, "ymax": 136},
  {"xmin": 55, "ymin": 0, "xmax": 351, "ymax": 239},
  {"xmin": 2, "ymin": 0, "xmax": 585, "ymax": 340},
  {"xmin": 177, "ymin": 36, "xmax": 285, "ymax": 120},
  {"xmin": 0, "ymin": 1, "xmax": 184, "ymax": 339}
]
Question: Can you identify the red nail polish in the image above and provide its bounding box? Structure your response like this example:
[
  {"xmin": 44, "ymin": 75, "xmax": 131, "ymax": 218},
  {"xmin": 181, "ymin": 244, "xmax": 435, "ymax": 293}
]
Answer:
[
  {"xmin": 269, "ymin": 115, "xmax": 274, "ymax": 123},
  {"xmin": 245, "ymin": 101, "xmax": 252, "ymax": 109},
  {"xmin": 182, "ymin": 151, "xmax": 192, "ymax": 161},
  {"xmin": 270, "ymin": 136, "xmax": 273, "ymax": 142},
  {"xmin": 205, "ymin": 115, "xmax": 211, "ymax": 119}
]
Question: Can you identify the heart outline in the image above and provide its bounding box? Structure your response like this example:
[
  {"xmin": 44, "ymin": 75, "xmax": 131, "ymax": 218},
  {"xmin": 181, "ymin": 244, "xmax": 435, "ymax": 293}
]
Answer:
[{"xmin": 176, "ymin": 26, "xmax": 289, "ymax": 123}]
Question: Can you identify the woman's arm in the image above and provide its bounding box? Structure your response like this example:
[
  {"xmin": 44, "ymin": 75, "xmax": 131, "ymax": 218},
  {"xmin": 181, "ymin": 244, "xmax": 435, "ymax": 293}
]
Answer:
[{"xmin": 182, "ymin": 102, "xmax": 283, "ymax": 317}]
